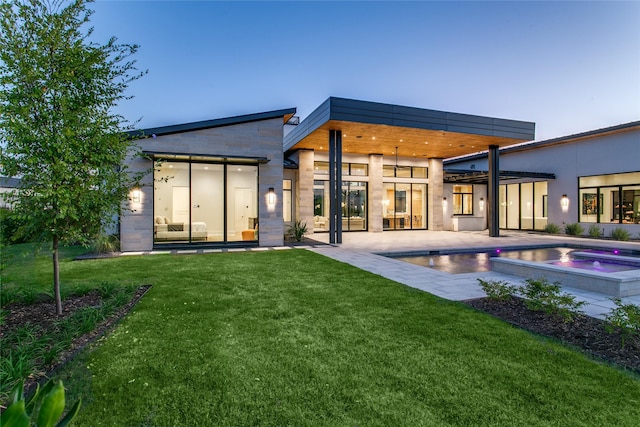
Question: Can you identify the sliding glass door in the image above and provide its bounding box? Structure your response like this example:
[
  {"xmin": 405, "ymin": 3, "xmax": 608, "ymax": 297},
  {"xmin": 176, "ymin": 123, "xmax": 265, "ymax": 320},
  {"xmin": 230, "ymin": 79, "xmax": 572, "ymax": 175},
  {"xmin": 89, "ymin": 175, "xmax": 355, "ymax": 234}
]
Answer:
[{"xmin": 154, "ymin": 160, "xmax": 258, "ymax": 245}]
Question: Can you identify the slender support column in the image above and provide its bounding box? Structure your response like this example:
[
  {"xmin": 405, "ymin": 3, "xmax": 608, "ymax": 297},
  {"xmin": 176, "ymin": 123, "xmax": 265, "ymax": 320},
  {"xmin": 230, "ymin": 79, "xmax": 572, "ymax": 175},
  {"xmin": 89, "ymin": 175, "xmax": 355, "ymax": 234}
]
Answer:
[
  {"xmin": 328, "ymin": 130, "xmax": 343, "ymax": 244},
  {"xmin": 296, "ymin": 150, "xmax": 315, "ymax": 232},
  {"xmin": 329, "ymin": 132, "xmax": 336, "ymax": 243},
  {"xmin": 427, "ymin": 158, "xmax": 444, "ymax": 231},
  {"xmin": 488, "ymin": 145, "xmax": 500, "ymax": 237},
  {"xmin": 368, "ymin": 154, "xmax": 383, "ymax": 232},
  {"xmin": 336, "ymin": 131, "xmax": 342, "ymax": 243}
]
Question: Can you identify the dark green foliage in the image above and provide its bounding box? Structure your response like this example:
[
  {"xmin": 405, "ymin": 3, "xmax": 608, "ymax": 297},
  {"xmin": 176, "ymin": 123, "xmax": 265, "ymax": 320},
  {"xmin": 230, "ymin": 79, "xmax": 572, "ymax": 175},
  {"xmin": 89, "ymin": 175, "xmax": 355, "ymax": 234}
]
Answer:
[
  {"xmin": 1, "ymin": 379, "xmax": 81, "ymax": 427},
  {"xmin": 610, "ymin": 227, "xmax": 631, "ymax": 241},
  {"xmin": 0, "ymin": 0, "xmax": 146, "ymax": 314},
  {"xmin": 605, "ymin": 298, "xmax": 640, "ymax": 348},
  {"xmin": 520, "ymin": 278, "xmax": 586, "ymax": 322},
  {"xmin": 90, "ymin": 234, "xmax": 119, "ymax": 254},
  {"xmin": 564, "ymin": 222, "xmax": 584, "ymax": 236},
  {"xmin": 588, "ymin": 223, "xmax": 603, "ymax": 238},
  {"xmin": 0, "ymin": 283, "xmax": 136, "ymax": 399},
  {"xmin": 0, "ymin": 208, "xmax": 30, "ymax": 244},
  {"xmin": 543, "ymin": 223, "xmax": 561, "ymax": 234},
  {"xmin": 477, "ymin": 279, "xmax": 517, "ymax": 301},
  {"xmin": 286, "ymin": 220, "xmax": 308, "ymax": 242}
]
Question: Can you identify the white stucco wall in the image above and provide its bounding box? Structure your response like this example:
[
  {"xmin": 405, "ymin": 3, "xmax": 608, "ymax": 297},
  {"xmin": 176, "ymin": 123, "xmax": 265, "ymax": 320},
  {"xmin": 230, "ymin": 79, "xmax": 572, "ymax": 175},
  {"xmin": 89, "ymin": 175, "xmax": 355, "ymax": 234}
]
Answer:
[{"xmin": 448, "ymin": 125, "xmax": 640, "ymax": 235}]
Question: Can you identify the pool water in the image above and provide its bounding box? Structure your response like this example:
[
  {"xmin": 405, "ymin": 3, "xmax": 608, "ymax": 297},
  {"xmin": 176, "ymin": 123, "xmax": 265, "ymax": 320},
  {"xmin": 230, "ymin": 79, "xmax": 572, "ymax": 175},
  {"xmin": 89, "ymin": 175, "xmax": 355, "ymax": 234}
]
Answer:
[{"xmin": 549, "ymin": 259, "xmax": 636, "ymax": 273}]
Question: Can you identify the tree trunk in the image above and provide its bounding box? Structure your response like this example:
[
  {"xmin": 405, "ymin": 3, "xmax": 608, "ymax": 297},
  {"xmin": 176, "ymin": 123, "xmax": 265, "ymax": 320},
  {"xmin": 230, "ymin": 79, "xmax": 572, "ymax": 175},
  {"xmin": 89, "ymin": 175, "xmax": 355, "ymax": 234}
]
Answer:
[{"xmin": 53, "ymin": 235, "xmax": 62, "ymax": 316}]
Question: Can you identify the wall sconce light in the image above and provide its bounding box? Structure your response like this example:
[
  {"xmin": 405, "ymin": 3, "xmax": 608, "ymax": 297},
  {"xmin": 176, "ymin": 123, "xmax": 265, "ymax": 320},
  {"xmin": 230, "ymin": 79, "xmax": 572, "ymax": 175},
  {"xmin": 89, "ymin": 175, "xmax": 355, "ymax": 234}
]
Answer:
[
  {"xmin": 132, "ymin": 189, "xmax": 141, "ymax": 203},
  {"xmin": 479, "ymin": 197, "xmax": 484, "ymax": 211},
  {"xmin": 267, "ymin": 187, "xmax": 275, "ymax": 205},
  {"xmin": 561, "ymin": 194, "xmax": 569, "ymax": 212},
  {"xmin": 442, "ymin": 197, "xmax": 448, "ymax": 209}
]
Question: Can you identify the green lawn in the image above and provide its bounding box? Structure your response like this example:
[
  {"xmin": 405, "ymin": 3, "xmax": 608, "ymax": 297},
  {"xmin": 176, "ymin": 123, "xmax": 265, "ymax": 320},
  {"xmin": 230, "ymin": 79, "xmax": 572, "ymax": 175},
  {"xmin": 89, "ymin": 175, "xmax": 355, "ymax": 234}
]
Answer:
[{"xmin": 3, "ymin": 245, "xmax": 640, "ymax": 425}]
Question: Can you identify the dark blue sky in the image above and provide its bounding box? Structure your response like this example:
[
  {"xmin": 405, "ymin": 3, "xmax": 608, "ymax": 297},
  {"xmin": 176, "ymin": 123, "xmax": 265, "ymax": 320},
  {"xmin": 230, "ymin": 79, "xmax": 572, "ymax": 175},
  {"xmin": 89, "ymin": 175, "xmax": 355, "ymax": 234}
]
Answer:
[{"xmin": 91, "ymin": 0, "xmax": 640, "ymax": 141}]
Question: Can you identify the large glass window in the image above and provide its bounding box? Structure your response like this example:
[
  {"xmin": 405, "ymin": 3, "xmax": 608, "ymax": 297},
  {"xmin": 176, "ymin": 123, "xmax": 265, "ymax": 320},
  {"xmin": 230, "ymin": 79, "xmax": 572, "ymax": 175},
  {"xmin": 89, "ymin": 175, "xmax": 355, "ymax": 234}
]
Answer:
[
  {"xmin": 499, "ymin": 181, "xmax": 548, "ymax": 230},
  {"xmin": 453, "ymin": 185, "xmax": 473, "ymax": 215},
  {"xmin": 226, "ymin": 165, "xmax": 258, "ymax": 242},
  {"xmin": 382, "ymin": 183, "xmax": 427, "ymax": 230},
  {"xmin": 383, "ymin": 165, "xmax": 427, "ymax": 178},
  {"xmin": 342, "ymin": 181, "xmax": 367, "ymax": 231},
  {"xmin": 579, "ymin": 172, "xmax": 640, "ymax": 224},
  {"xmin": 153, "ymin": 160, "xmax": 258, "ymax": 244},
  {"xmin": 314, "ymin": 180, "xmax": 330, "ymax": 231},
  {"xmin": 313, "ymin": 180, "xmax": 367, "ymax": 231}
]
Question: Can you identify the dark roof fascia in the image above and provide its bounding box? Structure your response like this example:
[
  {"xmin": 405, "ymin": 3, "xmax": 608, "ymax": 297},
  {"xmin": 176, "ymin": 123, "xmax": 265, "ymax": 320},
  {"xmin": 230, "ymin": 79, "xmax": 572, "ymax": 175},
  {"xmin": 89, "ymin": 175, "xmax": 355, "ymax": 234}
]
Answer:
[
  {"xmin": 129, "ymin": 108, "xmax": 297, "ymax": 139},
  {"xmin": 144, "ymin": 151, "xmax": 269, "ymax": 164},
  {"xmin": 445, "ymin": 120, "xmax": 640, "ymax": 166},
  {"xmin": 444, "ymin": 169, "xmax": 556, "ymax": 184},
  {"xmin": 283, "ymin": 158, "xmax": 298, "ymax": 169},
  {"xmin": 284, "ymin": 97, "xmax": 535, "ymax": 152}
]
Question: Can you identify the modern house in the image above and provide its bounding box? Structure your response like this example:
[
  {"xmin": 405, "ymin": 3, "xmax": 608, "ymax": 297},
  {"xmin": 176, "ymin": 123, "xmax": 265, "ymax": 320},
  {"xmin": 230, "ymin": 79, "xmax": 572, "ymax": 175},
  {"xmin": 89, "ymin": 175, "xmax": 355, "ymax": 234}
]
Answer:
[
  {"xmin": 119, "ymin": 97, "xmax": 639, "ymax": 252},
  {"xmin": 445, "ymin": 120, "xmax": 640, "ymax": 236}
]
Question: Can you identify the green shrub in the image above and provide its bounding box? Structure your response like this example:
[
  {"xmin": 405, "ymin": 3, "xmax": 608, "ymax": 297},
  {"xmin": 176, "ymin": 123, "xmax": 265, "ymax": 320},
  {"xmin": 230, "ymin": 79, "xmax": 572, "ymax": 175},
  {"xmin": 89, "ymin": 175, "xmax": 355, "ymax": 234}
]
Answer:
[
  {"xmin": 477, "ymin": 279, "xmax": 517, "ymax": 301},
  {"xmin": 286, "ymin": 220, "xmax": 308, "ymax": 242},
  {"xmin": 90, "ymin": 234, "xmax": 120, "ymax": 254},
  {"xmin": 564, "ymin": 223, "xmax": 584, "ymax": 236},
  {"xmin": 588, "ymin": 224, "xmax": 603, "ymax": 238},
  {"xmin": 605, "ymin": 298, "xmax": 640, "ymax": 348},
  {"xmin": 0, "ymin": 208, "xmax": 28, "ymax": 244},
  {"xmin": 543, "ymin": 223, "xmax": 561, "ymax": 234},
  {"xmin": 1, "ymin": 379, "xmax": 81, "ymax": 427},
  {"xmin": 610, "ymin": 227, "xmax": 631, "ymax": 241},
  {"xmin": 519, "ymin": 278, "xmax": 586, "ymax": 322}
]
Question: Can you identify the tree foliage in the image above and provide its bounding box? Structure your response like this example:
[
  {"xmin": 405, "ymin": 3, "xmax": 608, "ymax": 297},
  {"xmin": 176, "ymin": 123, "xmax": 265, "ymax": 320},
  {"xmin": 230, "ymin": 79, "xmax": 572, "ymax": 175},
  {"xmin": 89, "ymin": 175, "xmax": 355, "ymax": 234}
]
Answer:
[{"xmin": 0, "ymin": 0, "xmax": 146, "ymax": 314}]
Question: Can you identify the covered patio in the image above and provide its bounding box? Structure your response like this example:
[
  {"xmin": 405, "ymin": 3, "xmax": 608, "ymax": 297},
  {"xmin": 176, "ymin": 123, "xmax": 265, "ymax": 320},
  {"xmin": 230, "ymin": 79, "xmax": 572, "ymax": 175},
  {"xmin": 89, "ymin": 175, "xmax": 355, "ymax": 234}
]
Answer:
[{"xmin": 285, "ymin": 97, "xmax": 536, "ymax": 241}]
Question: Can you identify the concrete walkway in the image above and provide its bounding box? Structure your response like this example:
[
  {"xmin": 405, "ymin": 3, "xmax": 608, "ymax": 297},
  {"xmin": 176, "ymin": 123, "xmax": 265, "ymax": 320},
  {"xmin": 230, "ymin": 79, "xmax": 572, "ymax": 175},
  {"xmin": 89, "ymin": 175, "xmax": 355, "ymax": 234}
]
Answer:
[{"xmin": 307, "ymin": 230, "xmax": 640, "ymax": 319}]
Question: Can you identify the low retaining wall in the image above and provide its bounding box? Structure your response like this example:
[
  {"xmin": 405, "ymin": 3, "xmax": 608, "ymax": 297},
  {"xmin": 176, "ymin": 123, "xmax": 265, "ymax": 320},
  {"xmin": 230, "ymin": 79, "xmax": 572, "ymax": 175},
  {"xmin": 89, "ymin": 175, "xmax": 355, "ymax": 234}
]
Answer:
[{"xmin": 490, "ymin": 257, "xmax": 640, "ymax": 297}]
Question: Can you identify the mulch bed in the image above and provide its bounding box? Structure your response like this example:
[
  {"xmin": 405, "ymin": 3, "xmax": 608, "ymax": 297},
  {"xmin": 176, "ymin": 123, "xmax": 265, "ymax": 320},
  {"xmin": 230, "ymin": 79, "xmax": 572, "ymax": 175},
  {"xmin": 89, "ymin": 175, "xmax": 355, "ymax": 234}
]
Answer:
[
  {"xmin": 1, "ymin": 285, "xmax": 152, "ymax": 396},
  {"xmin": 464, "ymin": 296, "xmax": 640, "ymax": 373}
]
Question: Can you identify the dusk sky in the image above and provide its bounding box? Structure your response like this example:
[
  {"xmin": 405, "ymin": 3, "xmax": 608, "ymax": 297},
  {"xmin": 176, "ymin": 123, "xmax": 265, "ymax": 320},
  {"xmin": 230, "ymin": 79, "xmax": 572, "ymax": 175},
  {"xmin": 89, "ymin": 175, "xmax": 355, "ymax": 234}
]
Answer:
[{"xmin": 90, "ymin": 0, "xmax": 640, "ymax": 141}]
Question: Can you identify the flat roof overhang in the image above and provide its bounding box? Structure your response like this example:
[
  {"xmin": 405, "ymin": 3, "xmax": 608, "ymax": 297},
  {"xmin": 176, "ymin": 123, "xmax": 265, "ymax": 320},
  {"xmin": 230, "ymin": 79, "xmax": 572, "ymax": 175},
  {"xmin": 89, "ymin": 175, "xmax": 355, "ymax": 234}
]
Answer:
[
  {"xmin": 284, "ymin": 97, "xmax": 535, "ymax": 158},
  {"xmin": 445, "ymin": 169, "xmax": 556, "ymax": 184}
]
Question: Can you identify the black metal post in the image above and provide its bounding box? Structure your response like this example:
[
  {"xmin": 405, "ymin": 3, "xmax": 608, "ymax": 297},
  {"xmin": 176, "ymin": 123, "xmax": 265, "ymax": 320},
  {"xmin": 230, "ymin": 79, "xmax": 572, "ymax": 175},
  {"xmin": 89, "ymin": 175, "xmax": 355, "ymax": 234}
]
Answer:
[{"xmin": 488, "ymin": 145, "xmax": 500, "ymax": 237}]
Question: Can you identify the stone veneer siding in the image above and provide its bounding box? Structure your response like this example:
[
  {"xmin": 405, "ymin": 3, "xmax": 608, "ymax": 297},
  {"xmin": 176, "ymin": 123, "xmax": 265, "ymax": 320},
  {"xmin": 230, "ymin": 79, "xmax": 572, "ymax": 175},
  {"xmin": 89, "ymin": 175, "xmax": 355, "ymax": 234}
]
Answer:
[
  {"xmin": 120, "ymin": 117, "xmax": 285, "ymax": 251},
  {"xmin": 427, "ymin": 158, "xmax": 444, "ymax": 231}
]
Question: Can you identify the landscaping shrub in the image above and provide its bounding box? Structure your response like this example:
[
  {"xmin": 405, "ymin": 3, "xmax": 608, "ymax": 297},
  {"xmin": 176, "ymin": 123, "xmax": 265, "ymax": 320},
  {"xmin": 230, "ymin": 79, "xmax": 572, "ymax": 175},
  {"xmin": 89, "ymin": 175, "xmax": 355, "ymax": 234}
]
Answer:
[
  {"xmin": 610, "ymin": 227, "xmax": 631, "ymax": 241},
  {"xmin": 605, "ymin": 298, "xmax": 640, "ymax": 348},
  {"xmin": 90, "ymin": 234, "xmax": 120, "ymax": 254},
  {"xmin": 0, "ymin": 208, "xmax": 29, "ymax": 244},
  {"xmin": 0, "ymin": 284, "xmax": 136, "ymax": 399},
  {"xmin": 477, "ymin": 279, "xmax": 517, "ymax": 301},
  {"xmin": 543, "ymin": 223, "xmax": 561, "ymax": 234},
  {"xmin": 564, "ymin": 223, "xmax": 584, "ymax": 236},
  {"xmin": 588, "ymin": 224, "xmax": 603, "ymax": 238},
  {"xmin": 519, "ymin": 278, "xmax": 586, "ymax": 322},
  {"xmin": 286, "ymin": 220, "xmax": 308, "ymax": 242}
]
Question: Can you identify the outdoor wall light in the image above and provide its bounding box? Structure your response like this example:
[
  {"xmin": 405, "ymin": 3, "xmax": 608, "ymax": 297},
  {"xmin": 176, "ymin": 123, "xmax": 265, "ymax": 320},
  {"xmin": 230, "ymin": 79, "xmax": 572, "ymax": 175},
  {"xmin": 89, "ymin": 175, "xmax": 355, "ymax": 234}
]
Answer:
[
  {"xmin": 561, "ymin": 194, "xmax": 569, "ymax": 212},
  {"xmin": 132, "ymin": 188, "xmax": 141, "ymax": 203},
  {"xmin": 442, "ymin": 197, "xmax": 448, "ymax": 209},
  {"xmin": 267, "ymin": 187, "xmax": 275, "ymax": 205},
  {"xmin": 479, "ymin": 197, "xmax": 485, "ymax": 211}
]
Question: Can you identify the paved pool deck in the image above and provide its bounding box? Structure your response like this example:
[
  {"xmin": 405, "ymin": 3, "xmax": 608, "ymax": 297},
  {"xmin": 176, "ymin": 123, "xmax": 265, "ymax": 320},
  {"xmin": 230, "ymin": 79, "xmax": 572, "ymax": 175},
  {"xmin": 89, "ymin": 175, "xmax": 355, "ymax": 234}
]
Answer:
[{"xmin": 305, "ymin": 230, "xmax": 640, "ymax": 319}]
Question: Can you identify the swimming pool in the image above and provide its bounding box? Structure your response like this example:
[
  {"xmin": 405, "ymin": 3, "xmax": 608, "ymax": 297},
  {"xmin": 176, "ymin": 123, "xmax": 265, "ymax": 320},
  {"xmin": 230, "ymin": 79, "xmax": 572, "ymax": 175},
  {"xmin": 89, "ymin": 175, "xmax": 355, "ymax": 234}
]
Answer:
[{"xmin": 392, "ymin": 247, "xmax": 578, "ymax": 274}]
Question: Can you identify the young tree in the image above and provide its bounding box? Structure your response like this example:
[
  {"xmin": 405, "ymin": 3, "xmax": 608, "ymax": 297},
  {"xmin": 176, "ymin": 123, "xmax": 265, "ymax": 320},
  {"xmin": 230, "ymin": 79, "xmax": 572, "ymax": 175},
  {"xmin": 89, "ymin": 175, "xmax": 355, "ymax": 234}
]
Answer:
[{"xmin": 0, "ymin": 0, "xmax": 146, "ymax": 315}]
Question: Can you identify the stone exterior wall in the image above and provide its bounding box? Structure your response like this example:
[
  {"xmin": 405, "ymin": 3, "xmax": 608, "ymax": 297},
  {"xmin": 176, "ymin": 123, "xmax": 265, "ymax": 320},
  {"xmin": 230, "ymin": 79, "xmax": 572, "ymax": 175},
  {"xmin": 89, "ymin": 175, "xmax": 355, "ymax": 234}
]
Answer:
[
  {"xmin": 120, "ymin": 117, "xmax": 285, "ymax": 251},
  {"xmin": 427, "ymin": 158, "xmax": 444, "ymax": 231}
]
